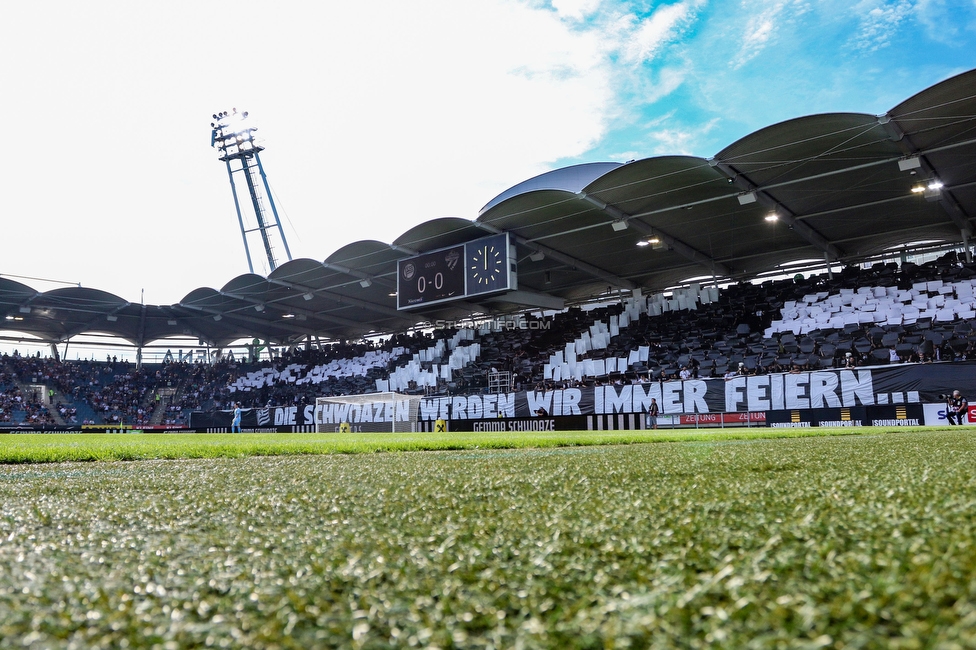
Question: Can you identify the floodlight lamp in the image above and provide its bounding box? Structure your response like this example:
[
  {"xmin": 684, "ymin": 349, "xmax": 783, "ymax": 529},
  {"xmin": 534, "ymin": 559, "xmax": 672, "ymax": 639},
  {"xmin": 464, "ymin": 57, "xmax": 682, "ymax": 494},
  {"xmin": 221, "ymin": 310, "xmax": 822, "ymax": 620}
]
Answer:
[
  {"xmin": 611, "ymin": 219, "xmax": 629, "ymax": 231},
  {"xmin": 636, "ymin": 240, "xmax": 650, "ymax": 247},
  {"xmin": 529, "ymin": 251, "xmax": 545, "ymax": 262},
  {"xmin": 923, "ymin": 180, "xmax": 943, "ymax": 201},
  {"xmin": 647, "ymin": 236, "xmax": 661, "ymax": 244},
  {"xmin": 737, "ymin": 192, "xmax": 757, "ymax": 205},
  {"xmin": 18, "ymin": 306, "xmax": 31, "ymax": 314},
  {"xmin": 213, "ymin": 314, "xmax": 222, "ymax": 321},
  {"xmin": 255, "ymin": 304, "xmax": 265, "ymax": 312},
  {"xmin": 765, "ymin": 213, "xmax": 779, "ymax": 222},
  {"xmin": 911, "ymin": 184, "xmax": 925, "ymax": 193},
  {"xmin": 4, "ymin": 315, "xmax": 12, "ymax": 321},
  {"xmin": 106, "ymin": 314, "xmax": 118, "ymax": 322},
  {"xmin": 303, "ymin": 292, "xmax": 314, "ymax": 301},
  {"xmin": 360, "ymin": 279, "xmax": 372, "ymax": 288},
  {"xmin": 167, "ymin": 319, "xmax": 177, "ymax": 326},
  {"xmin": 282, "ymin": 313, "xmax": 296, "ymax": 319}
]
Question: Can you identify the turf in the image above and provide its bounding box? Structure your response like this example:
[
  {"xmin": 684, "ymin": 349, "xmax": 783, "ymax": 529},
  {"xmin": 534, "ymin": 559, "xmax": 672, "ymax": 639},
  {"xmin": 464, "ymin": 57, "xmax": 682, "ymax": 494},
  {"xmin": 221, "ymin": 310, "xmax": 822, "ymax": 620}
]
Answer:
[
  {"xmin": 2, "ymin": 430, "xmax": 976, "ymax": 648},
  {"xmin": 0, "ymin": 426, "xmax": 941, "ymax": 464}
]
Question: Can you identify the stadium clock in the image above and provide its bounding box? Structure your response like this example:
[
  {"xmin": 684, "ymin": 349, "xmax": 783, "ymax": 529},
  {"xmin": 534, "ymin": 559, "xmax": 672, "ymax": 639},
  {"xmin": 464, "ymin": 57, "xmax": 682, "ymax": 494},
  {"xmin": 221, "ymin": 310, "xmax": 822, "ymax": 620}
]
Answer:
[{"xmin": 465, "ymin": 233, "xmax": 511, "ymax": 296}]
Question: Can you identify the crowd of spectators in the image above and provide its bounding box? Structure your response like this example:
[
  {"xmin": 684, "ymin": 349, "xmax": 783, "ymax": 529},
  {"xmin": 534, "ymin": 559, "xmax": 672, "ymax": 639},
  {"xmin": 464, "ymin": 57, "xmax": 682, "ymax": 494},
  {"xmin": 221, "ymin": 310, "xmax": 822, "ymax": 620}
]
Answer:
[
  {"xmin": 2, "ymin": 255, "xmax": 975, "ymax": 426},
  {"xmin": 0, "ymin": 332, "xmax": 441, "ymax": 426},
  {"xmin": 0, "ymin": 367, "xmax": 55, "ymax": 425},
  {"xmin": 444, "ymin": 254, "xmax": 976, "ymax": 391}
]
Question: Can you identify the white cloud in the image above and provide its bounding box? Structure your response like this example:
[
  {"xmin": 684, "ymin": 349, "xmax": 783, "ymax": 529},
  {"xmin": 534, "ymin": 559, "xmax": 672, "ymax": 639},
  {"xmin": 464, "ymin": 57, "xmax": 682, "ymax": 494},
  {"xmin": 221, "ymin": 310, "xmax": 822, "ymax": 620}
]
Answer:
[
  {"xmin": 726, "ymin": 1, "xmax": 820, "ymax": 69},
  {"xmin": 551, "ymin": 0, "xmax": 603, "ymax": 21},
  {"xmin": 621, "ymin": 1, "xmax": 703, "ymax": 64},
  {"xmin": 644, "ymin": 116, "xmax": 720, "ymax": 156},
  {"xmin": 607, "ymin": 150, "xmax": 642, "ymax": 161},
  {"xmin": 848, "ymin": 0, "xmax": 914, "ymax": 52},
  {"xmin": 914, "ymin": 0, "xmax": 962, "ymax": 43},
  {"xmin": 732, "ymin": 2, "xmax": 786, "ymax": 69},
  {"xmin": 647, "ymin": 67, "xmax": 688, "ymax": 103}
]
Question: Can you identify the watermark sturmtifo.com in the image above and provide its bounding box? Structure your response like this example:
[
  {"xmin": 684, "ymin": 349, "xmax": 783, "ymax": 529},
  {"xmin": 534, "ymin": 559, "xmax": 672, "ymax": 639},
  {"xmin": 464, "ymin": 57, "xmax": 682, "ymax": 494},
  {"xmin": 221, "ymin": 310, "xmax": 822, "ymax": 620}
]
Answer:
[{"xmin": 432, "ymin": 319, "xmax": 551, "ymax": 330}]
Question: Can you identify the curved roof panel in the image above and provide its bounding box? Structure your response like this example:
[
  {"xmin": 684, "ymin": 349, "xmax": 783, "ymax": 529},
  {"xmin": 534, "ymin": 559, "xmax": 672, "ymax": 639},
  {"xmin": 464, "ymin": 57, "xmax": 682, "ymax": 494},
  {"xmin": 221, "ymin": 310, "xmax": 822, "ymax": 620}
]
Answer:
[
  {"xmin": 479, "ymin": 162, "xmax": 622, "ymax": 215},
  {"xmin": 888, "ymin": 68, "xmax": 976, "ymax": 151},
  {"xmin": 393, "ymin": 217, "xmax": 484, "ymax": 252},
  {"xmin": 326, "ymin": 240, "xmax": 401, "ymax": 273}
]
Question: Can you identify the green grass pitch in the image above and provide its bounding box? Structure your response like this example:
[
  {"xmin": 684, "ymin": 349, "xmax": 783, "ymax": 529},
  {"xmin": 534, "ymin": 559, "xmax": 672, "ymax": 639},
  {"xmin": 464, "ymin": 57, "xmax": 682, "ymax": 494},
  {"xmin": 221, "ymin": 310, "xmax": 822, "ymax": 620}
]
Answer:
[
  {"xmin": 0, "ymin": 427, "xmax": 909, "ymax": 464},
  {"xmin": 0, "ymin": 427, "xmax": 975, "ymax": 648}
]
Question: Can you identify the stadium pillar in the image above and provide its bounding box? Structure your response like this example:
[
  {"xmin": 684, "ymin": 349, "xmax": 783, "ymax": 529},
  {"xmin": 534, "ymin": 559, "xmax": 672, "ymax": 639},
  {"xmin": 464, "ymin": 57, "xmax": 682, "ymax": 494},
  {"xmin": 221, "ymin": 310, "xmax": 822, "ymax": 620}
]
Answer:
[{"xmin": 964, "ymin": 230, "xmax": 973, "ymax": 264}]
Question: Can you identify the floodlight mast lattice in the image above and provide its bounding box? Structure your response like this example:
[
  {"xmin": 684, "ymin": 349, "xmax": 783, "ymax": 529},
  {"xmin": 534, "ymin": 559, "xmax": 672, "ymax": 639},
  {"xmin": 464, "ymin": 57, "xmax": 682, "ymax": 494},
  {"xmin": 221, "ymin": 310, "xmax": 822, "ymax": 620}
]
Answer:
[{"xmin": 210, "ymin": 109, "xmax": 292, "ymax": 274}]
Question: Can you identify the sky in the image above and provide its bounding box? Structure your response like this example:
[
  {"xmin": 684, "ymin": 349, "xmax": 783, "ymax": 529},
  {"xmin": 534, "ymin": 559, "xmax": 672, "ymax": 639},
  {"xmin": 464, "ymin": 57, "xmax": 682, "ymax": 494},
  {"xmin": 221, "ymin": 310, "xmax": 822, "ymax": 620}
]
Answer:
[{"xmin": 1, "ymin": 0, "xmax": 974, "ymax": 307}]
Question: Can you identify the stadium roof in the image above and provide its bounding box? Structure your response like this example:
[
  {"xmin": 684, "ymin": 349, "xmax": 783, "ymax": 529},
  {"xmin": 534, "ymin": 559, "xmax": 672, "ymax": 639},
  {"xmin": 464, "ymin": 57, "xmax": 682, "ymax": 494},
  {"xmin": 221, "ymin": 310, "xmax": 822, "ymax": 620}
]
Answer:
[{"xmin": 3, "ymin": 69, "xmax": 975, "ymax": 349}]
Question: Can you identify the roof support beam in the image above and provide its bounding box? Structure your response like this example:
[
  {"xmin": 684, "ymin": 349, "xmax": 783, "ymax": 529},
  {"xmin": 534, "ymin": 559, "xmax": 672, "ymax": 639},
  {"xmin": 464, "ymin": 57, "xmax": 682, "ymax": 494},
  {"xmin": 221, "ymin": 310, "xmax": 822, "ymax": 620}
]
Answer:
[
  {"xmin": 474, "ymin": 221, "xmax": 636, "ymax": 291},
  {"xmin": 878, "ymin": 114, "xmax": 973, "ymax": 236},
  {"xmin": 136, "ymin": 304, "xmax": 147, "ymax": 350},
  {"xmin": 319, "ymin": 261, "xmax": 387, "ymax": 289},
  {"xmin": 577, "ymin": 192, "xmax": 734, "ymax": 279},
  {"xmin": 12, "ymin": 292, "xmax": 43, "ymax": 314},
  {"xmin": 58, "ymin": 302, "xmax": 132, "ymax": 342},
  {"xmin": 177, "ymin": 302, "xmax": 321, "ymax": 339},
  {"xmin": 218, "ymin": 289, "xmax": 375, "ymax": 331},
  {"xmin": 267, "ymin": 278, "xmax": 415, "ymax": 323},
  {"xmin": 159, "ymin": 320, "xmax": 215, "ymax": 348},
  {"xmin": 708, "ymin": 160, "xmax": 844, "ymax": 260},
  {"xmin": 484, "ymin": 290, "xmax": 566, "ymax": 311}
]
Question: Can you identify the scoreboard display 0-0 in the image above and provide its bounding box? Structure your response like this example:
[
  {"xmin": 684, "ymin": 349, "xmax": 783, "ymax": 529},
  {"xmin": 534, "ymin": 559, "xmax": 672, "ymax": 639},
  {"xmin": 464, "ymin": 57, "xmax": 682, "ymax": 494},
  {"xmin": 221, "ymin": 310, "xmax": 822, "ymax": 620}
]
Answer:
[
  {"xmin": 396, "ymin": 245, "xmax": 465, "ymax": 309},
  {"xmin": 397, "ymin": 233, "xmax": 514, "ymax": 310}
]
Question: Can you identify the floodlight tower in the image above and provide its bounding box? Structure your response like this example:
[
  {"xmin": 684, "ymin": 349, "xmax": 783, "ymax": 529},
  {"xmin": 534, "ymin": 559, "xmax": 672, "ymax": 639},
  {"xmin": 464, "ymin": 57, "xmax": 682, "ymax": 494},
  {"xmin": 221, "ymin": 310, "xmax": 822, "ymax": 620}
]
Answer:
[{"xmin": 210, "ymin": 109, "xmax": 292, "ymax": 274}]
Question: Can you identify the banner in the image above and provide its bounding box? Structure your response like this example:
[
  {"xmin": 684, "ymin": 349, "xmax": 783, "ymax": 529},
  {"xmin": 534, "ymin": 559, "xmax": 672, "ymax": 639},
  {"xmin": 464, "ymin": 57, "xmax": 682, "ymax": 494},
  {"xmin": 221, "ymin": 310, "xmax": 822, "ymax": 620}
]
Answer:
[
  {"xmin": 407, "ymin": 362, "xmax": 976, "ymax": 421},
  {"xmin": 766, "ymin": 404, "xmax": 924, "ymax": 428},
  {"xmin": 0, "ymin": 425, "xmax": 83, "ymax": 433},
  {"xmin": 191, "ymin": 404, "xmax": 318, "ymax": 429},
  {"xmin": 190, "ymin": 361, "xmax": 976, "ymax": 426},
  {"xmin": 446, "ymin": 416, "xmax": 589, "ymax": 433}
]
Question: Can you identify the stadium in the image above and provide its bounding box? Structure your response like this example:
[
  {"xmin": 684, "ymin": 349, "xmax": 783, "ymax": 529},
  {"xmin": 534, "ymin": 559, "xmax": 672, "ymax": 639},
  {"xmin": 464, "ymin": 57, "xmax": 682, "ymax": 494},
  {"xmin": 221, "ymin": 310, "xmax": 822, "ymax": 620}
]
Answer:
[
  {"xmin": 3, "ymin": 69, "xmax": 975, "ymax": 433},
  {"xmin": 2, "ymin": 58, "xmax": 976, "ymax": 646}
]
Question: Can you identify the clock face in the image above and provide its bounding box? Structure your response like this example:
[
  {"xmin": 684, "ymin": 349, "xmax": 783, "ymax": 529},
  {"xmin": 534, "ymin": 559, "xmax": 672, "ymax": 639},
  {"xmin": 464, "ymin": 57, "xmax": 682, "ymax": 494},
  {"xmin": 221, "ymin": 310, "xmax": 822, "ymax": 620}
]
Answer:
[
  {"xmin": 470, "ymin": 245, "xmax": 504, "ymax": 286},
  {"xmin": 465, "ymin": 234, "xmax": 510, "ymax": 296}
]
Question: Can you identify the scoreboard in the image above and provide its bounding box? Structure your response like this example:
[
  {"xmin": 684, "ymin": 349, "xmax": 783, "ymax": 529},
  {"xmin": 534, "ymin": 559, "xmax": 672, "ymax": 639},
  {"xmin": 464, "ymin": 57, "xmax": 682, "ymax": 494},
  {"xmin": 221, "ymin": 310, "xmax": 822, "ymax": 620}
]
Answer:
[{"xmin": 397, "ymin": 233, "xmax": 516, "ymax": 310}]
